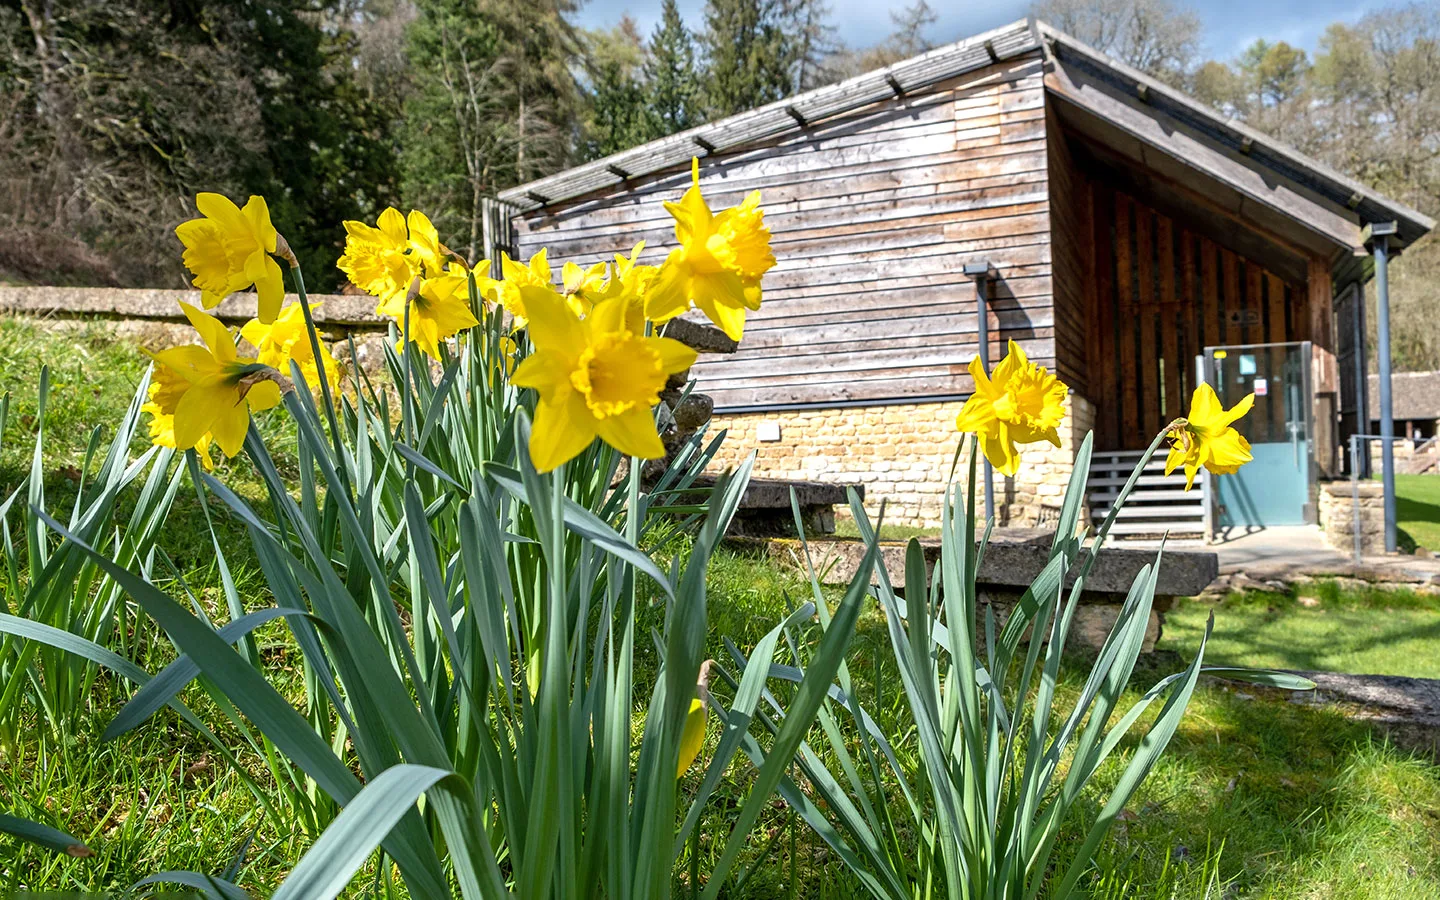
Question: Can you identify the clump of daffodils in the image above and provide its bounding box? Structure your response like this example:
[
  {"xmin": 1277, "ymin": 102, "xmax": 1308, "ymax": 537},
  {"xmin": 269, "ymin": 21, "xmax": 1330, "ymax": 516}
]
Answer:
[
  {"xmin": 153, "ymin": 163, "xmax": 777, "ymax": 475},
  {"xmin": 338, "ymin": 208, "xmax": 482, "ymax": 359}
]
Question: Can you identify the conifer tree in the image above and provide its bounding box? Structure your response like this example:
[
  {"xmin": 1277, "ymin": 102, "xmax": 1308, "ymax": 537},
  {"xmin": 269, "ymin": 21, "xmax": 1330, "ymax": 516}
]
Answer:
[
  {"xmin": 583, "ymin": 17, "xmax": 654, "ymax": 158},
  {"xmin": 645, "ymin": 0, "xmax": 704, "ymax": 136},
  {"xmin": 700, "ymin": 0, "xmax": 800, "ymax": 116}
]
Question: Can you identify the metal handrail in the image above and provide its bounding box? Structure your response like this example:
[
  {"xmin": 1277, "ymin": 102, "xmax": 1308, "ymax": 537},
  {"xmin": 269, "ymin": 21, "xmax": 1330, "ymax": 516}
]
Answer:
[{"xmin": 1347, "ymin": 433, "xmax": 1408, "ymax": 563}]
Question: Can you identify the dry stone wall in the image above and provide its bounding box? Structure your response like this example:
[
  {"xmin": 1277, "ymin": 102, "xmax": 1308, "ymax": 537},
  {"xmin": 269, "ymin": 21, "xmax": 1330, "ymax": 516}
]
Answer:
[{"xmin": 708, "ymin": 394, "xmax": 1096, "ymax": 528}]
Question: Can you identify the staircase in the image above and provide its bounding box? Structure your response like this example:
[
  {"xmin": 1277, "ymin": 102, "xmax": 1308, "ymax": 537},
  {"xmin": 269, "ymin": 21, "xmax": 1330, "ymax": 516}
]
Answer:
[{"xmin": 1088, "ymin": 449, "xmax": 1207, "ymax": 541}]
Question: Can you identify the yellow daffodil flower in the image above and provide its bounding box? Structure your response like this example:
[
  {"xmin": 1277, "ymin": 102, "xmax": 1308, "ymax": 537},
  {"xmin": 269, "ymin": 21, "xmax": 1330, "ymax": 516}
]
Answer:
[
  {"xmin": 403, "ymin": 209, "xmax": 448, "ymax": 275},
  {"xmin": 495, "ymin": 250, "xmax": 554, "ymax": 324},
  {"xmin": 646, "ymin": 158, "xmax": 775, "ymax": 341},
  {"xmin": 240, "ymin": 302, "xmax": 341, "ymax": 395},
  {"xmin": 955, "ymin": 340, "xmax": 1068, "ymax": 477},
  {"xmin": 340, "ymin": 207, "xmax": 486, "ymax": 359},
  {"xmin": 510, "ymin": 285, "xmax": 696, "ymax": 471},
  {"xmin": 561, "ymin": 259, "xmax": 608, "ymax": 317},
  {"xmin": 142, "ymin": 370, "xmax": 215, "ymax": 470},
  {"xmin": 337, "ymin": 207, "xmax": 413, "ymax": 304},
  {"xmin": 1165, "ymin": 384, "xmax": 1254, "ymax": 490},
  {"xmin": 375, "ymin": 267, "xmax": 480, "ymax": 360},
  {"xmin": 595, "ymin": 242, "xmax": 659, "ymax": 334},
  {"xmin": 148, "ymin": 302, "xmax": 284, "ymax": 458},
  {"xmin": 676, "ymin": 660, "xmax": 713, "ymax": 779},
  {"xmin": 175, "ymin": 193, "xmax": 286, "ymax": 324}
]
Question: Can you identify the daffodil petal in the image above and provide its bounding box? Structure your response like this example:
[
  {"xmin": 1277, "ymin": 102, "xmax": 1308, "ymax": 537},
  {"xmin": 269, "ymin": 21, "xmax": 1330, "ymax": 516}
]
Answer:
[
  {"xmin": 180, "ymin": 302, "xmax": 237, "ymax": 363},
  {"xmin": 594, "ymin": 406, "xmax": 665, "ymax": 460},
  {"xmin": 210, "ymin": 400, "xmax": 251, "ymax": 458},
  {"xmin": 173, "ymin": 383, "xmax": 227, "ymax": 451},
  {"xmin": 649, "ymin": 336, "xmax": 698, "ymax": 374},
  {"xmin": 529, "ymin": 393, "xmax": 597, "ymax": 472},
  {"xmin": 255, "ymin": 255, "xmax": 285, "ymax": 324}
]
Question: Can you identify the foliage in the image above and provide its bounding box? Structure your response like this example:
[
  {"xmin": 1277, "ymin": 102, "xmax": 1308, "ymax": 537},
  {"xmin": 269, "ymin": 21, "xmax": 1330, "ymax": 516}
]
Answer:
[
  {"xmin": 400, "ymin": 0, "xmax": 582, "ymax": 260},
  {"xmin": 582, "ymin": 17, "xmax": 659, "ymax": 159},
  {"xmin": 700, "ymin": 0, "xmax": 812, "ymax": 116},
  {"xmin": 0, "ymin": 370, "xmax": 183, "ymax": 744},
  {"xmin": 645, "ymin": 0, "xmax": 706, "ymax": 138},
  {"xmin": 0, "ymin": 0, "xmax": 394, "ymax": 292},
  {"xmin": 746, "ymin": 433, "xmax": 1310, "ymax": 899}
]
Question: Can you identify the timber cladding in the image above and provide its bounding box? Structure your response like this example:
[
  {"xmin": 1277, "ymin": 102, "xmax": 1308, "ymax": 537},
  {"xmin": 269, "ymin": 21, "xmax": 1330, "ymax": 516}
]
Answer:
[
  {"xmin": 510, "ymin": 53, "xmax": 1053, "ymax": 412},
  {"xmin": 1089, "ymin": 185, "xmax": 1308, "ymax": 451}
]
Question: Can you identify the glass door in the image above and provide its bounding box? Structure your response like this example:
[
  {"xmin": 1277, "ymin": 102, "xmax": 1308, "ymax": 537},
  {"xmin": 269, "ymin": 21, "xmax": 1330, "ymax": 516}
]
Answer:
[{"xmin": 1203, "ymin": 342, "xmax": 1314, "ymax": 528}]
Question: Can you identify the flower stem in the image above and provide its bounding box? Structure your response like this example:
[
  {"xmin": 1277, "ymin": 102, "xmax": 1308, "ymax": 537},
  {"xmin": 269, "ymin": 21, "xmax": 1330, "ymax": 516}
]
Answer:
[{"xmin": 290, "ymin": 263, "xmax": 350, "ymax": 494}]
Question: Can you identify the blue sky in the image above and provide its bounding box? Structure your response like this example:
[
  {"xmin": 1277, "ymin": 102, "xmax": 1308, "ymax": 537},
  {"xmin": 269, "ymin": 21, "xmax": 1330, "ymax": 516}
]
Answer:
[{"xmin": 574, "ymin": 0, "xmax": 1391, "ymax": 61}]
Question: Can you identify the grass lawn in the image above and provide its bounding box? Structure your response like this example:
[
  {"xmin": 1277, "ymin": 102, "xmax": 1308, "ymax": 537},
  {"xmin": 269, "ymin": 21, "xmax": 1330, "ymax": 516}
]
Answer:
[
  {"xmin": 1396, "ymin": 473, "xmax": 1440, "ymax": 552},
  {"xmin": 3, "ymin": 316, "xmax": 1440, "ymax": 897},
  {"xmin": 1163, "ymin": 582, "xmax": 1440, "ymax": 678}
]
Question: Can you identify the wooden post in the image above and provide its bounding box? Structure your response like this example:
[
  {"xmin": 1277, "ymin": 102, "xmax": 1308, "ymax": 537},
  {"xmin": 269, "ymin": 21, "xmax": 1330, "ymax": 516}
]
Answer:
[{"xmin": 1307, "ymin": 257, "xmax": 1338, "ymax": 478}]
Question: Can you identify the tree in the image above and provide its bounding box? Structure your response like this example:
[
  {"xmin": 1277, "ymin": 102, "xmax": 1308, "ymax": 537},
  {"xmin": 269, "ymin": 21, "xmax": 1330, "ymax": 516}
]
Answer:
[
  {"xmin": 823, "ymin": 0, "xmax": 934, "ymax": 81},
  {"xmin": 400, "ymin": 0, "xmax": 581, "ymax": 259},
  {"xmin": 1030, "ymin": 0, "xmax": 1200, "ymax": 83},
  {"xmin": 887, "ymin": 0, "xmax": 938, "ymax": 60},
  {"xmin": 0, "ymin": 0, "xmax": 395, "ymax": 290},
  {"xmin": 582, "ymin": 17, "xmax": 654, "ymax": 158},
  {"xmin": 645, "ymin": 0, "xmax": 704, "ymax": 136},
  {"xmin": 700, "ymin": 0, "xmax": 806, "ymax": 115}
]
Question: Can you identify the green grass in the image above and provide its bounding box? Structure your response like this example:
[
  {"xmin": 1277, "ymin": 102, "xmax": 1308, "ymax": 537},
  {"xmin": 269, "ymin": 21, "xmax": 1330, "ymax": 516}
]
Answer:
[
  {"xmin": 1163, "ymin": 582, "xmax": 1440, "ymax": 678},
  {"xmin": 2, "ymin": 316, "xmax": 1439, "ymax": 897},
  {"xmin": 1395, "ymin": 473, "xmax": 1440, "ymax": 552}
]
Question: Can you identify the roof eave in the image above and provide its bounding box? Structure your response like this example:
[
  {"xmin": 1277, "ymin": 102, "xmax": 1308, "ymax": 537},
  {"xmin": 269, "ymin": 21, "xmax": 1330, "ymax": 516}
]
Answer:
[
  {"xmin": 499, "ymin": 18, "xmax": 1043, "ymax": 212},
  {"xmin": 1038, "ymin": 22, "xmax": 1435, "ymax": 249}
]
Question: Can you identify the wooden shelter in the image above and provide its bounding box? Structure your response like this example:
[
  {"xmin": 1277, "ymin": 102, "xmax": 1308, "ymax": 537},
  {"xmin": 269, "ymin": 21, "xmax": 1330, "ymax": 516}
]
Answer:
[{"xmin": 495, "ymin": 19, "xmax": 1434, "ymax": 531}]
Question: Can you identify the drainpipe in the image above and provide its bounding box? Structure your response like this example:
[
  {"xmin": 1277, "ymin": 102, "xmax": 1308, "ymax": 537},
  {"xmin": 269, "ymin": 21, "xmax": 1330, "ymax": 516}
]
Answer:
[
  {"xmin": 1364, "ymin": 222, "xmax": 1399, "ymax": 553},
  {"xmin": 964, "ymin": 260, "xmax": 998, "ymax": 523}
]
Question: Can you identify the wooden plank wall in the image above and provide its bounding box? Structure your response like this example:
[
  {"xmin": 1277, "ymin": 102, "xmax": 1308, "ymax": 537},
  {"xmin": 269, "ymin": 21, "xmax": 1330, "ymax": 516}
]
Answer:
[
  {"xmin": 1090, "ymin": 185, "xmax": 1309, "ymax": 450},
  {"xmin": 511, "ymin": 53, "xmax": 1052, "ymax": 410},
  {"xmin": 1045, "ymin": 110, "xmax": 1092, "ymax": 397}
]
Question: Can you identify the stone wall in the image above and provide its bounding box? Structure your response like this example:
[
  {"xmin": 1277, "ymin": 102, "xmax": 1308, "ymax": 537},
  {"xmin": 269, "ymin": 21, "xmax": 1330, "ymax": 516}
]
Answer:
[
  {"xmin": 708, "ymin": 394, "xmax": 1097, "ymax": 528},
  {"xmin": 1318, "ymin": 480, "xmax": 1382, "ymax": 556}
]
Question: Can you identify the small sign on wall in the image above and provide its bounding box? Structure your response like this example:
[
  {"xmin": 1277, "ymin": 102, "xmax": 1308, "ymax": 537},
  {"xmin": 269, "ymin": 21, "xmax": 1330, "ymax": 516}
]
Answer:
[
  {"xmin": 1253, "ymin": 378, "xmax": 1268, "ymax": 397},
  {"xmin": 756, "ymin": 421, "xmax": 782, "ymax": 442}
]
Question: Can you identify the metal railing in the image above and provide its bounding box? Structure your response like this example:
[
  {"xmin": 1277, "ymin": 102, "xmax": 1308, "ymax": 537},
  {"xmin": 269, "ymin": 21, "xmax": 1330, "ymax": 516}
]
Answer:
[{"xmin": 1346, "ymin": 433, "xmax": 1407, "ymax": 563}]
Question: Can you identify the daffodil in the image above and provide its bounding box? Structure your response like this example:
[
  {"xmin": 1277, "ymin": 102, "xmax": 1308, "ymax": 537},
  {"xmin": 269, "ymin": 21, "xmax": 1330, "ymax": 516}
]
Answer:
[
  {"xmin": 175, "ymin": 193, "xmax": 286, "ymax": 324},
  {"xmin": 240, "ymin": 301, "xmax": 341, "ymax": 395},
  {"xmin": 337, "ymin": 207, "xmax": 413, "ymax": 304},
  {"xmin": 595, "ymin": 242, "xmax": 658, "ymax": 334},
  {"xmin": 646, "ymin": 159, "xmax": 775, "ymax": 341},
  {"xmin": 375, "ymin": 266, "xmax": 480, "ymax": 359},
  {"xmin": 676, "ymin": 661, "xmax": 714, "ymax": 779},
  {"xmin": 148, "ymin": 303, "xmax": 284, "ymax": 458},
  {"xmin": 1165, "ymin": 384, "xmax": 1254, "ymax": 490},
  {"xmin": 141, "ymin": 368, "xmax": 215, "ymax": 470},
  {"xmin": 955, "ymin": 340, "xmax": 1068, "ymax": 477},
  {"xmin": 510, "ymin": 285, "xmax": 696, "ymax": 471},
  {"xmin": 495, "ymin": 250, "xmax": 554, "ymax": 324},
  {"xmin": 341, "ymin": 207, "xmax": 486, "ymax": 359},
  {"xmin": 560, "ymin": 259, "xmax": 608, "ymax": 317}
]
